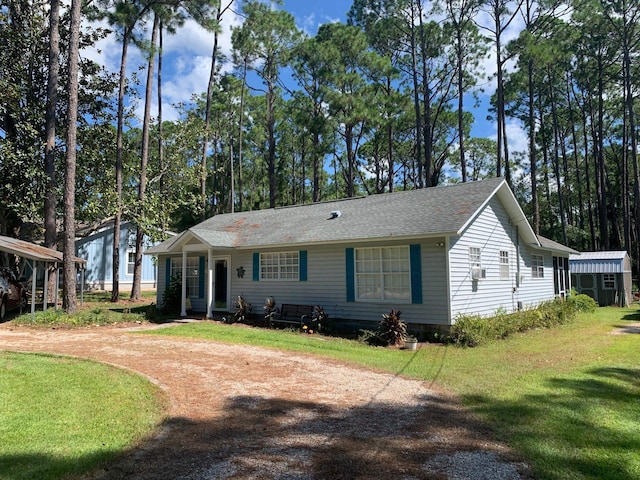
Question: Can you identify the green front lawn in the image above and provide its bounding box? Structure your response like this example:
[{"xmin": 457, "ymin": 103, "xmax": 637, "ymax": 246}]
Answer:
[
  {"xmin": 0, "ymin": 352, "xmax": 166, "ymax": 480},
  {"xmin": 144, "ymin": 306, "xmax": 640, "ymax": 480}
]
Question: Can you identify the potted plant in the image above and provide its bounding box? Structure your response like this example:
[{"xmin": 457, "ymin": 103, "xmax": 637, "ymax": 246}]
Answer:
[
  {"xmin": 404, "ymin": 335, "xmax": 418, "ymax": 351},
  {"xmin": 379, "ymin": 309, "xmax": 406, "ymax": 346}
]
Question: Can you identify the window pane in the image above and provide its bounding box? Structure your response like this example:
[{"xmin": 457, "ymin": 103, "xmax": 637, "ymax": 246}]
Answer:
[
  {"xmin": 355, "ymin": 246, "xmax": 410, "ymax": 302},
  {"xmin": 500, "ymin": 251, "xmax": 509, "ymax": 280},
  {"xmin": 531, "ymin": 255, "xmax": 544, "ymax": 278},
  {"xmin": 260, "ymin": 252, "xmax": 299, "ymax": 280}
]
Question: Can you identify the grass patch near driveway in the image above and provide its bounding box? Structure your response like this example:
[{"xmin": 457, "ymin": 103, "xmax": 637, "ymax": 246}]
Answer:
[
  {"xmin": 0, "ymin": 352, "xmax": 166, "ymax": 480},
  {"xmin": 145, "ymin": 306, "xmax": 640, "ymax": 480}
]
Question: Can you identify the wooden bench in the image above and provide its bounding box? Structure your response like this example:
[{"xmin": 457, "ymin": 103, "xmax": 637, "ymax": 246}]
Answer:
[{"xmin": 269, "ymin": 303, "xmax": 314, "ymax": 329}]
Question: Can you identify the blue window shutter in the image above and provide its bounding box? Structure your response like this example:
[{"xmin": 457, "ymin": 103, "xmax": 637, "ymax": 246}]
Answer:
[
  {"xmin": 165, "ymin": 258, "xmax": 171, "ymax": 292},
  {"xmin": 346, "ymin": 248, "xmax": 355, "ymax": 302},
  {"xmin": 253, "ymin": 253, "xmax": 260, "ymax": 281},
  {"xmin": 199, "ymin": 256, "xmax": 205, "ymax": 298},
  {"xmin": 410, "ymin": 244, "xmax": 423, "ymax": 304},
  {"xmin": 299, "ymin": 250, "xmax": 307, "ymax": 281}
]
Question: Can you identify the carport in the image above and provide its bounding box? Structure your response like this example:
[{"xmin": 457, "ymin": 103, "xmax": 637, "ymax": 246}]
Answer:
[{"xmin": 0, "ymin": 235, "xmax": 86, "ymax": 314}]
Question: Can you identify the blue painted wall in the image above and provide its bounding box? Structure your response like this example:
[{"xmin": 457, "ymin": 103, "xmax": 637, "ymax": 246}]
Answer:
[{"xmin": 76, "ymin": 222, "xmax": 159, "ymax": 290}]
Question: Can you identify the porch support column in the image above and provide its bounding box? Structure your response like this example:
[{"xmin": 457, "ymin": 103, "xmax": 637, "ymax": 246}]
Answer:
[
  {"xmin": 180, "ymin": 250, "xmax": 187, "ymax": 317},
  {"xmin": 207, "ymin": 249, "xmax": 213, "ymax": 319}
]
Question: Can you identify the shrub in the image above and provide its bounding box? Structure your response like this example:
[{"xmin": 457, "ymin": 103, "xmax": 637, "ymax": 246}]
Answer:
[
  {"xmin": 449, "ymin": 296, "xmax": 594, "ymax": 347},
  {"xmin": 357, "ymin": 329, "xmax": 387, "ymax": 346},
  {"xmin": 566, "ymin": 291, "xmax": 598, "ymax": 312},
  {"xmin": 162, "ymin": 273, "xmax": 182, "ymax": 314},
  {"xmin": 378, "ymin": 309, "xmax": 407, "ymax": 346}
]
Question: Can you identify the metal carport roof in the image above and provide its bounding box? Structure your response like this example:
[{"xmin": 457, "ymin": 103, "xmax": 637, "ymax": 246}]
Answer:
[{"xmin": 0, "ymin": 235, "xmax": 86, "ymax": 265}]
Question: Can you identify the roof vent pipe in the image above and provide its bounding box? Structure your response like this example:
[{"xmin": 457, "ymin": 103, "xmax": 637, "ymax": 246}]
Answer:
[{"xmin": 330, "ymin": 210, "xmax": 342, "ymax": 219}]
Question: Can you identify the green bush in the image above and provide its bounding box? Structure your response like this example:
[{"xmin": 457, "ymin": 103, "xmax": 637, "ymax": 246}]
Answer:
[
  {"xmin": 162, "ymin": 273, "xmax": 182, "ymax": 313},
  {"xmin": 566, "ymin": 291, "xmax": 598, "ymax": 312},
  {"xmin": 449, "ymin": 296, "xmax": 596, "ymax": 347}
]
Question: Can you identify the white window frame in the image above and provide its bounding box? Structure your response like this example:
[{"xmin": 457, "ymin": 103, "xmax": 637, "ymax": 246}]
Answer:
[
  {"xmin": 355, "ymin": 246, "xmax": 411, "ymax": 303},
  {"xmin": 469, "ymin": 246, "xmax": 485, "ymax": 280},
  {"xmin": 499, "ymin": 250, "xmax": 510, "ymax": 280},
  {"xmin": 602, "ymin": 273, "xmax": 616, "ymax": 290},
  {"xmin": 260, "ymin": 252, "xmax": 299, "ymax": 281},
  {"xmin": 531, "ymin": 254, "xmax": 544, "ymax": 278},
  {"xmin": 171, "ymin": 257, "xmax": 200, "ymax": 297},
  {"xmin": 126, "ymin": 232, "xmax": 136, "ymax": 276},
  {"xmin": 126, "ymin": 250, "xmax": 136, "ymax": 276}
]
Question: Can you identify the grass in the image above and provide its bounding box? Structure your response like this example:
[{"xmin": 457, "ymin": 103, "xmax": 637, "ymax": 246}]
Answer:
[
  {"xmin": 0, "ymin": 352, "xmax": 166, "ymax": 480},
  {"xmin": 10, "ymin": 290, "xmax": 162, "ymax": 327},
  {"xmin": 142, "ymin": 305, "xmax": 640, "ymax": 480}
]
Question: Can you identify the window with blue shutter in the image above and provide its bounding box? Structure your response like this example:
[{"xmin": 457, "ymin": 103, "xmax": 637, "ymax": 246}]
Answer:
[
  {"xmin": 346, "ymin": 245, "xmax": 422, "ymax": 304},
  {"xmin": 253, "ymin": 251, "xmax": 306, "ymax": 281}
]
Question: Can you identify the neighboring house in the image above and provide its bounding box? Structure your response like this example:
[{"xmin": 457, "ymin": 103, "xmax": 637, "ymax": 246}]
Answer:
[
  {"xmin": 570, "ymin": 251, "xmax": 633, "ymax": 307},
  {"xmin": 76, "ymin": 220, "xmax": 163, "ymax": 292},
  {"xmin": 145, "ymin": 178, "xmax": 577, "ymax": 331}
]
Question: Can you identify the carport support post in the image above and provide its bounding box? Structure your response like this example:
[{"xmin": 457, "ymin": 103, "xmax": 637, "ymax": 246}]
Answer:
[
  {"xmin": 55, "ymin": 265, "xmax": 60, "ymax": 310},
  {"xmin": 43, "ymin": 261, "xmax": 49, "ymax": 311},
  {"xmin": 30, "ymin": 259, "xmax": 37, "ymax": 316}
]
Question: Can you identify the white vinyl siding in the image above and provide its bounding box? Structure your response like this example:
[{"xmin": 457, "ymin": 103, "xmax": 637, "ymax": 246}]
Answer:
[
  {"xmin": 449, "ymin": 196, "xmax": 557, "ymax": 320},
  {"xmin": 224, "ymin": 241, "xmax": 448, "ymax": 326}
]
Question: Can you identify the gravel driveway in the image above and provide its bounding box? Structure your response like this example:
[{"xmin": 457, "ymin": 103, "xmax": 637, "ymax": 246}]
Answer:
[{"xmin": 0, "ymin": 322, "xmax": 530, "ymax": 479}]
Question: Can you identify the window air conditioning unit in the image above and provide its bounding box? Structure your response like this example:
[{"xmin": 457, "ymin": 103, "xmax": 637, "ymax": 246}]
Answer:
[{"xmin": 471, "ymin": 267, "xmax": 486, "ymax": 280}]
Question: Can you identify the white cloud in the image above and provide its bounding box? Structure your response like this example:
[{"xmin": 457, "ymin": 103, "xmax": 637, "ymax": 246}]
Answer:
[
  {"xmin": 81, "ymin": 4, "xmax": 244, "ymax": 124},
  {"xmin": 505, "ymin": 119, "xmax": 528, "ymax": 156}
]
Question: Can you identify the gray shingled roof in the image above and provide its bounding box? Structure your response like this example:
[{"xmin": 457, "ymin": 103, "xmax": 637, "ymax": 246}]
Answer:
[
  {"xmin": 146, "ymin": 178, "xmax": 542, "ymax": 254},
  {"xmin": 536, "ymin": 235, "xmax": 580, "ymax": 255}
]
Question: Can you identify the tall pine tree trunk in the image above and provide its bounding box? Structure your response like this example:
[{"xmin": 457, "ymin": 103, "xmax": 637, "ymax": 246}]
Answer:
[
  {"xmin": 63, "ymin": 0, "xmax": 82, "ymax": 313},
  {"xmin": 131, "ymin": 13, "xmax": 159, "ymax": 301},
  {"xmin": 112, "ymin": 28, "xmax": 131, "ymax": 303},
  {"xmin": 44, "ymin": 0, "xmax": 60, "ymax": 304}
]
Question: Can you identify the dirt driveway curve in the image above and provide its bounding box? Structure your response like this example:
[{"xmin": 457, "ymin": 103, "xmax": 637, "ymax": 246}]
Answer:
[{"xmin": 0, "ymin": 322, "xmax": 530, "ymax": 479}]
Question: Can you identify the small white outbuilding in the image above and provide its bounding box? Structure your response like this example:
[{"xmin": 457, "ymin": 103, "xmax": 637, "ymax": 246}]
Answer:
[{"xmin": 569, "ymin": 251, "xmax": 633, "ymax": 307}]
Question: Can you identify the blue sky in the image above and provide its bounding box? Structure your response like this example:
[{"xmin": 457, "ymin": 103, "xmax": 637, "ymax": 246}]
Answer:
[{"xmin": 85, "ymin": 0, "xmax": 527, "ymax": 155}]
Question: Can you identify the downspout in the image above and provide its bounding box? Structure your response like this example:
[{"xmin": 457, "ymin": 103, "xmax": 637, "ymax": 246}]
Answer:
[{"xmin": 515, "ymin": 226, "xmax": 521, "ymax": 310}]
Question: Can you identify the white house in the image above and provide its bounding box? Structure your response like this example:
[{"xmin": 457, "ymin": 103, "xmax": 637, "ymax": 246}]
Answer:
[{"xmin": 145, "ymin": 178, "xmax": 577, "ymax": 331}]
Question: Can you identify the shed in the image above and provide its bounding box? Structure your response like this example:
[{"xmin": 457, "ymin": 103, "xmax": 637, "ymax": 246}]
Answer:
[{"xmin": 569, "ymin": 251, "xmax": 633, "ymax": 307}]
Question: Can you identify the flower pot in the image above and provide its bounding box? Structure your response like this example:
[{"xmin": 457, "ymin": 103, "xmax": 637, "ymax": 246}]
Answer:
[{"xmin": 404, "ymin": 339, "xmax": 417, "ymax": 351}]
